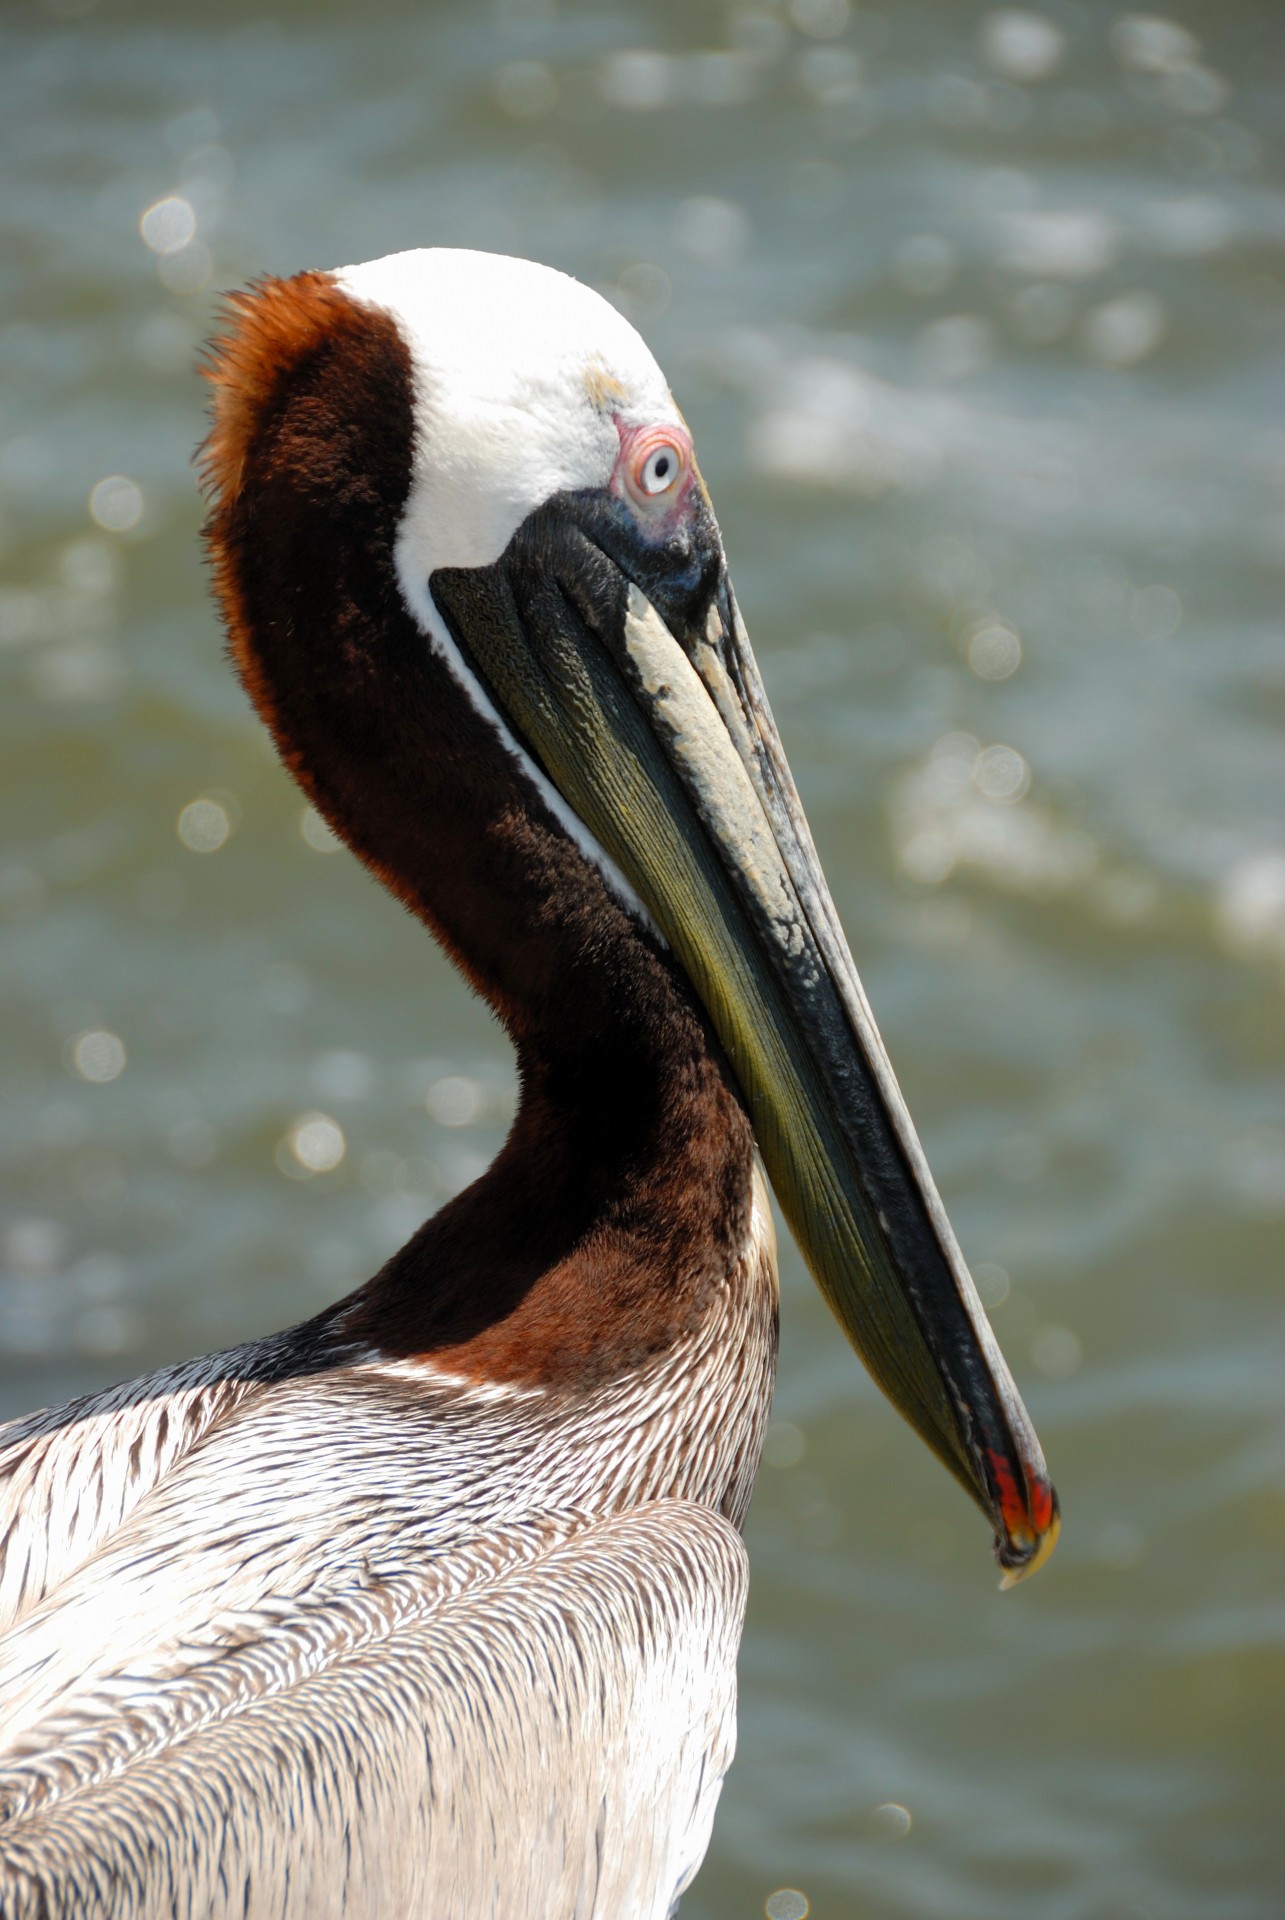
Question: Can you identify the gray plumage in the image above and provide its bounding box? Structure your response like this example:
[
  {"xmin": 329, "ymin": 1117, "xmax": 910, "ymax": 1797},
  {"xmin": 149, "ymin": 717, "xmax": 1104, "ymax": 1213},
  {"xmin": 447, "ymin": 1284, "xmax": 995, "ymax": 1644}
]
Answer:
[
  {"xmin": 0, "ymin": 1508, "xmax": 745, "ymax": 1920},
  {"xmin": 0, "ymin": 1172, "xmax": 777, "ymax": 1918}
]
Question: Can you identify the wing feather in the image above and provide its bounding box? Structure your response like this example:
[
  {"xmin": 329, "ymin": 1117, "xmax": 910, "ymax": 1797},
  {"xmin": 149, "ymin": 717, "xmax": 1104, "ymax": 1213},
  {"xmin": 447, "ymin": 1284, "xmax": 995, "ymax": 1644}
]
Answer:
[
  {"xmin": 0, "ymin": 1503, "xmax": 747, "ymax": 1920},
  {"xmin": 0, "ymin": 1349, "xmax": 271, "ymax": 1635}
]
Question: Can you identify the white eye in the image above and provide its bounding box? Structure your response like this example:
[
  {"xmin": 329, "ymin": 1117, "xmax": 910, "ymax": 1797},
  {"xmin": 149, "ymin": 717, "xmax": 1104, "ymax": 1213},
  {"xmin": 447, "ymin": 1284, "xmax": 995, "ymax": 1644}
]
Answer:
[{"xmin": 639, "ymin": 443, "xmax": 682, "ymax": 496}]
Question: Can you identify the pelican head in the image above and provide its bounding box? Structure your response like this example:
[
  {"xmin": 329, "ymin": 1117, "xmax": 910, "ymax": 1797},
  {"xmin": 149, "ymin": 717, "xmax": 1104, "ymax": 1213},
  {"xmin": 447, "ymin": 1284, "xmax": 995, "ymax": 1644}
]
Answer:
[{"xmin": 203, "ymin": 248, "xmax": 1058, "ymax": 1582}]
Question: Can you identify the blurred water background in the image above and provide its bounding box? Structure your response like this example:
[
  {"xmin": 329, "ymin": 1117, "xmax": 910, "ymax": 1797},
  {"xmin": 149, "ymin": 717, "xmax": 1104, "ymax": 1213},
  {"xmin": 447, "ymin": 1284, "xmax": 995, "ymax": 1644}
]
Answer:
[{"xmin": 2, "ymin": 0, "xmax": 1283, "ymax": 1913}]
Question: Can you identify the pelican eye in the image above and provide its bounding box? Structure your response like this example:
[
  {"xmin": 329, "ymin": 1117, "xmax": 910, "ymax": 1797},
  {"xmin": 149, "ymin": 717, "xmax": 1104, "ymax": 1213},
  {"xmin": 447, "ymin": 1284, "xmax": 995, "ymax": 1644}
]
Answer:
[
  {"xmin": 615, "ymin": 422, "xmax": 693, "ymax": 515},
  {"xmin": 639, "ymin": 443, "xmax": 683, "ymax": 495}
]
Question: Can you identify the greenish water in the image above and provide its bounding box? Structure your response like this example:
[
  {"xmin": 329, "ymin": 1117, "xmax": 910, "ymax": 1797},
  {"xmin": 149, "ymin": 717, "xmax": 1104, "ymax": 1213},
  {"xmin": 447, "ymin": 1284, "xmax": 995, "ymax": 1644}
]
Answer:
[{"xmin": 2, "ymin": 1, "xmax": 1282, "ymax": 1914}]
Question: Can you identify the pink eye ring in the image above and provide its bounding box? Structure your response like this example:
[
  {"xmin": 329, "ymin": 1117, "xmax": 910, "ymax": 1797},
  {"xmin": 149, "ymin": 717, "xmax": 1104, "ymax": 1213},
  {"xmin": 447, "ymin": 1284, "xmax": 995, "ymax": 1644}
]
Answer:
[{"xmin": 616, "ymin": 422, "xmax": 693, "ymax": 511}]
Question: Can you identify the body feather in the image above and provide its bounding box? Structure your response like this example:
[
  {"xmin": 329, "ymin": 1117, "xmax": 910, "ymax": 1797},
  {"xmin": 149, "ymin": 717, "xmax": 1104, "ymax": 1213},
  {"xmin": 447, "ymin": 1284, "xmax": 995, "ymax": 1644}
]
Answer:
[{"xmin": 0, "ymin": 1174, "xmax": 776, "ymax": 1917}]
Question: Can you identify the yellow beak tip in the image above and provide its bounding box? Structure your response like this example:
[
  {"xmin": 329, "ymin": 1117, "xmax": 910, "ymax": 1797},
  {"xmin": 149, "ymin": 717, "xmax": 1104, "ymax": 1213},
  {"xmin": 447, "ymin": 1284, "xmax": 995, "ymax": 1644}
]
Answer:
[{"xmin": 997, "ymin": 1505, "xmax": 1062, "ymax": 1590}]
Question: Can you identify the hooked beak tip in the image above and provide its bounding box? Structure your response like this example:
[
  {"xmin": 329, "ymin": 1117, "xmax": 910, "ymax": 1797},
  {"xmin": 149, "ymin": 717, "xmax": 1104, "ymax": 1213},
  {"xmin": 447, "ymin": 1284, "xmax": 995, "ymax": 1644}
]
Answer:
[{"xmin": 995, "ymin": 1475, "xmax": 1061, "ymax": 1589}]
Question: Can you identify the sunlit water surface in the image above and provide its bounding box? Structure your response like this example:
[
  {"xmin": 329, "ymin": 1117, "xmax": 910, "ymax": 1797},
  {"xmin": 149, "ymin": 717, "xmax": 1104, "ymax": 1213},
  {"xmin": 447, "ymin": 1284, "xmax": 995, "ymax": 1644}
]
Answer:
[{"xmin": 2, "ymin": 1, "xmax": 1283, "ymax": 1914}]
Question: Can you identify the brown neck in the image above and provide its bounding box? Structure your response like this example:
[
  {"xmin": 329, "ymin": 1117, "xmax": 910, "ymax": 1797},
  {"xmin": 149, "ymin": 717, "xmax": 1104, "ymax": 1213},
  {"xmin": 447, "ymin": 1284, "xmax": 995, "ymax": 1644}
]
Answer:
[{"xmin": 202, "ymin": 271, "xmax": 754, "ymax": 1389}]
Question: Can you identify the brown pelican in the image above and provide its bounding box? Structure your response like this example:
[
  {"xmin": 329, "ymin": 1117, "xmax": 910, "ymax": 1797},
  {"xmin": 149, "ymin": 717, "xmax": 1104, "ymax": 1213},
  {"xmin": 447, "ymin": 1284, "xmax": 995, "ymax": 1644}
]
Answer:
[{"xmin": 0, "ymin": 250, "xmax": 1057, "ymax": 1919}]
